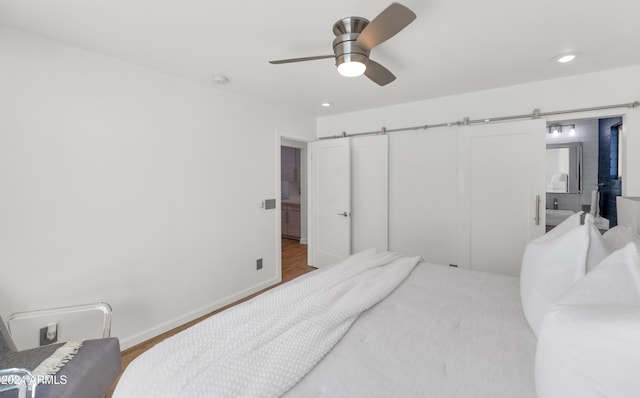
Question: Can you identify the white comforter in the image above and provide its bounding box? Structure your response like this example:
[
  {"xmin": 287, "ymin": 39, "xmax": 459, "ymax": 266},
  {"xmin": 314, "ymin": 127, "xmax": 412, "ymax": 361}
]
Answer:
[
  {"xmin": 114, "ymin": 249, "xmax": 420, "ymax": 398},
  {"xmin": 286, "ymin": 262, "xmax": 537, "ymax": 398}
]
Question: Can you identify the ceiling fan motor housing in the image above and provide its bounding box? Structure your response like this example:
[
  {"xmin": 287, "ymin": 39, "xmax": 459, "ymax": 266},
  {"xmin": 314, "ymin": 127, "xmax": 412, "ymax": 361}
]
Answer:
[{"xmin": 332, "ymin": 17, "xmax": 370, "ymax": 66}]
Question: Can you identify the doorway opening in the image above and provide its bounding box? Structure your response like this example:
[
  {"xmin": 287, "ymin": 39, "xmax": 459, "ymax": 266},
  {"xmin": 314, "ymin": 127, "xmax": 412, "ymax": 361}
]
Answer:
[
  {"xmin": 279, "ymin": 137, "xmax": 314, "ymax": 282},
  {"xmin": 598, "ymin": 118, "xmax": 623, "ymax": 226},
  {"xmin": 544, "ymin": 116, "xmax": 623, "ymax": 232},
  {"xmin": 281, "ymin": 145, "xmax": 301, "ymax": 240}
]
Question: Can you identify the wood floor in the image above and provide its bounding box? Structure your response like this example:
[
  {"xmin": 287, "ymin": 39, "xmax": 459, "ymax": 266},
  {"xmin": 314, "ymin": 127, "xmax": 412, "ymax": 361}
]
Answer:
[
  {"xmin": 106, "ymin": 238, "xmax": 314, "ymax": 397},
  {"xmin": 281, "ymin": 237, "xmax": 316, "ymax": 279}
]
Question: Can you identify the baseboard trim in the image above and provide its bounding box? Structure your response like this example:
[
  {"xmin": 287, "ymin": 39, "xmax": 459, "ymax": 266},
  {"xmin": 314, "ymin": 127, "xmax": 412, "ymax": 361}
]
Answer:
[{"xmin": 118, "ymin": 276, "xmax": 280, "ymax": 350}]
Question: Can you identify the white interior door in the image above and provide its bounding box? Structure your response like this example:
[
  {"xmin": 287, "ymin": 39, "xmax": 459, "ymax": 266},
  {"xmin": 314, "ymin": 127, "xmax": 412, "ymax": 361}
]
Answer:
[
  {"xmin": 458, "ymin": 119, "xmax": 546, "ymax": 276},
  {"xmin": 311, "ymin": 138, "xmax": 351, "ymax": 267}
]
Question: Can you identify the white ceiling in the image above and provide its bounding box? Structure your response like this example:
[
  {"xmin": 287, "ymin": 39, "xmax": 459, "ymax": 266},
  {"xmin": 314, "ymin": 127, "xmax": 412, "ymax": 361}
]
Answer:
[{"xmin": 1, "ymin": 0, "xmax": 639, "ymax": 116}]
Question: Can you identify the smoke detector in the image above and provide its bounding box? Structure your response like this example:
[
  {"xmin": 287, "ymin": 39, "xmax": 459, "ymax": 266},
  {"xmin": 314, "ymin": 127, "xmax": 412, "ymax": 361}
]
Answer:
[{"xmin": 212, "ymin": 75, "xmax": 229, "ymax": 85}]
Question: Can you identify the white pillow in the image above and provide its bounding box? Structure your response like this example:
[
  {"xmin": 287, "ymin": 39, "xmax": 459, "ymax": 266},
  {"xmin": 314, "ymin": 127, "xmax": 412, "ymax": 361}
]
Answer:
[
  {"xmin": 520, "ymin": 223, "xmax": 587, "ymax": 336},
  {"xmin": 520, "ymin": 214, "xmax": 609, "ymax": 336},
  {"xmin": 602, "ymin": 225, "xmax": 640, "ymax": 252},
  {"xmin": 535, "ymin": 242, "xmax": 640, "ymax": 398},
  {"xmin": 542, "ymin": 210, "xmax": 583, "ymax": 241}
]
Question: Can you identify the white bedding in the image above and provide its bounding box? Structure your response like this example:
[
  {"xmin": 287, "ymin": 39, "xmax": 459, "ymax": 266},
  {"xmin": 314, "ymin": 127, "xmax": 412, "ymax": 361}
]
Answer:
[
  {"xmin": 286, "ymin": 262, "xmax": 536, "ymax": 398},
  {"xmin": 115, "ymin": 255, "xmax": 536, "ymax": 398},
  {"xmin": 114, "ymin": 250, "xmax": 421, "ymax": 398}
]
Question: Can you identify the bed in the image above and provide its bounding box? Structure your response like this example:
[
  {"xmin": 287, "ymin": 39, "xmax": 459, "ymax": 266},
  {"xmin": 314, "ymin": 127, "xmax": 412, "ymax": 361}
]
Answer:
[
  {"xmin": 285, "ymin": 261, "xmax": 536, "ymax": 398},
  {"xmin": 113, "ymin": 213, "xmax": 640, "ymax": 398}
]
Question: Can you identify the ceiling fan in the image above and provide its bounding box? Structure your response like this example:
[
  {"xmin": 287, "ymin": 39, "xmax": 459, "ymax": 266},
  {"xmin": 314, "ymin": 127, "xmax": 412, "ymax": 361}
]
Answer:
[{"xmin": 269, "ymin": 3, "xmax": 416, "ymax": 86}]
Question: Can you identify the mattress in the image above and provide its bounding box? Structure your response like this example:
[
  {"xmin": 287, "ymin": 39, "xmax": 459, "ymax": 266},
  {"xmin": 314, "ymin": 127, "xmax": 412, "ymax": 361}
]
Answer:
[{"xmin": 285, "ymin": 262, "xmax": 537, "ymax": 398}]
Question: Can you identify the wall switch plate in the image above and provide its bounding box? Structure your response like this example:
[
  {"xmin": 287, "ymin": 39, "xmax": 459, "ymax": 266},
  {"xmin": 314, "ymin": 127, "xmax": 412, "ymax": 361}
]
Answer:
[
  {"xmin": 39, "ymin": 326, "xmax": 58, "ymax": 346},
  {"xmin": 256, "ymin": 258, "xmax": 263, "ymax": 270}
]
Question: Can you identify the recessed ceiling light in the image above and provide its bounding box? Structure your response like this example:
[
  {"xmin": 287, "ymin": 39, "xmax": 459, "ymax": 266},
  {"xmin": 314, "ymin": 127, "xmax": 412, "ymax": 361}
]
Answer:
[
  {"xmin": 553, "ymin": 53, "xmax": 578, "ymax": 64},
  {"xmin": 321, "ymin": 102, "xmax": 332, "ymax": 107}
]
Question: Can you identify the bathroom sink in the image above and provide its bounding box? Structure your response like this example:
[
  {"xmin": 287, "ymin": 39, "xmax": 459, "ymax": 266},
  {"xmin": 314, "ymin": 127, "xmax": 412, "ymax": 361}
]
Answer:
[{"xmin": 546, "ymin": 209, "xmax": 576, "ymax": 226}]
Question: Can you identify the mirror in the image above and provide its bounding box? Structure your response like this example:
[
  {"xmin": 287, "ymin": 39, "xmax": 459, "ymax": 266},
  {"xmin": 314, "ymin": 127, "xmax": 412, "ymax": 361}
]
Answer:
[{"xmin": 546, "ymin": 142, "xmax": 582, "ymax": 193}]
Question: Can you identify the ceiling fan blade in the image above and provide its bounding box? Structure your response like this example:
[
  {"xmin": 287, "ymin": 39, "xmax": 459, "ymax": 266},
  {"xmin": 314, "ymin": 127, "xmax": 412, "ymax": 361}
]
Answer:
[
  {"xmin": 356, "ymin": 3, "xmax": 416, "ymax": 51},
  {"xmin": 364, "ymin": 59, "xmax": 396, "ymax": 86},
  {"xmin": 269, "ymin": 55, "xmax": 334, "ymax": 64}
]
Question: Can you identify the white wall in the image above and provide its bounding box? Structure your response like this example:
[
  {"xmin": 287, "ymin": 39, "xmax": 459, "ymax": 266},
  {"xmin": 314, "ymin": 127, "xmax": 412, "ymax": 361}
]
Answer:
[
  {"xmin": 317, "ymin": 66, "xmax": 640, "ymax": 263},
  {"xmin": 0, "ymin": 28, "xmax": 315, "ymax": 349}
]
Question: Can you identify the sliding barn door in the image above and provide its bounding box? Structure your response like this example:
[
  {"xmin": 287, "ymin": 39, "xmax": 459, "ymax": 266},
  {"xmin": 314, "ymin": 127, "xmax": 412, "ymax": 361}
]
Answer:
[
  {"xmin": 311, "ymin": 138, "xmax": 351, "ymax": 267},
  {"xmin": 351, "ymin": 135, "xmax": 388, "ymax": 253},
  {"xmin": 458, "ymin": 120, "xmax": 546, "ymax": 276}
]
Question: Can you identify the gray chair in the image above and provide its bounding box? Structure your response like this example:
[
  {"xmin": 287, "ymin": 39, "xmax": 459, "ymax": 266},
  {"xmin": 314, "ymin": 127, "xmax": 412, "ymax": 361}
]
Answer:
[{"xmin": 0, "ymin": 303, "xmax": 121, "ymax": 398}]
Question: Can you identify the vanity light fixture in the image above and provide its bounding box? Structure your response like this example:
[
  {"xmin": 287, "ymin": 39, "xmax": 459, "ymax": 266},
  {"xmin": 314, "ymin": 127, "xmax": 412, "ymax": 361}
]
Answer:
[
  {"xmin": 549, "ymin": 124, "xmax": 562, "ymax": 137},
  {"xmin": 547, "ymin": 124, "xmax": 576, "ymax": 137}
]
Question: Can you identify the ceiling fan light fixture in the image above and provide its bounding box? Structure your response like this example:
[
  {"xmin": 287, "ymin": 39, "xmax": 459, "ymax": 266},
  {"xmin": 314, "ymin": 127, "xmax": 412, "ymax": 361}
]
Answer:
[
  {"xmin": 336, "ymin": 52, "xmax": 368, "ymax": 77},
  {"xmin": 269, "ymin": 3, "xmax": 416, "ymax": 86},
  {"xmin": 337, "ymin": 61, "xmax": 366, "ymax": 77}
]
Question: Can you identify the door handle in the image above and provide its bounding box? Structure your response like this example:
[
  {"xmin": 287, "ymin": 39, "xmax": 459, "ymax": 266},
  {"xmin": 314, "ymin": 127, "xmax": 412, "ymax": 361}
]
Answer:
[
  {"xmin": 534, "ymin": 195, "xmax": 541, "ymax": 226},
  {"xmin": 337, "ymin": 211, "xmax": 350, "ymax": 217}
]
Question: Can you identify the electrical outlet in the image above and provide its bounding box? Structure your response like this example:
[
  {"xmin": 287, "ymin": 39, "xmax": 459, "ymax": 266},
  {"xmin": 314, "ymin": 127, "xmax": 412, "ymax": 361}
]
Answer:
[
  {"xmin": 39, "ymin": 325, "xmax": 58, "ymax": 346},
  {"xmin": 256, "ymin": 258, "xmax": 263, "ymax": 270}
]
